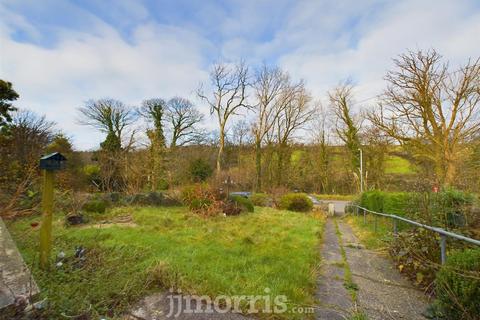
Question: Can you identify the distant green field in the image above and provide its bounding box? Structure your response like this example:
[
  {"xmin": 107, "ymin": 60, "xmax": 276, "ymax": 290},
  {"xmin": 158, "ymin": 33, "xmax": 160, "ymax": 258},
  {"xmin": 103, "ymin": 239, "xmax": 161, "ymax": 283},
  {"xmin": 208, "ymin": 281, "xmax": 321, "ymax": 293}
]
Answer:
[{"xmin": 385, "ymin": 156, "xmax": 415, "ymax": 174}]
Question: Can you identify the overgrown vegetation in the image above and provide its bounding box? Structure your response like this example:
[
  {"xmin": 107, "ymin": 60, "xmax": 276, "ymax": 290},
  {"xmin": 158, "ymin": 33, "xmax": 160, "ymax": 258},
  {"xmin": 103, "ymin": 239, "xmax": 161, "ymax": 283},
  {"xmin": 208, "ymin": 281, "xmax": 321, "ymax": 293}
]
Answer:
[
  {"xmin": 7, "ymin": 206, "xmax": 323, "ymax": 319},
  {"xmin": 350, "ymin": 189, "xmax": 480, "ymax": 319},
  {"xmin": 434, "ymin": 248, "xmax": 480, "ymax": 320},
  {"xmin": 250, "ymin": 193, "xmax": 272, "ymax": 207}
]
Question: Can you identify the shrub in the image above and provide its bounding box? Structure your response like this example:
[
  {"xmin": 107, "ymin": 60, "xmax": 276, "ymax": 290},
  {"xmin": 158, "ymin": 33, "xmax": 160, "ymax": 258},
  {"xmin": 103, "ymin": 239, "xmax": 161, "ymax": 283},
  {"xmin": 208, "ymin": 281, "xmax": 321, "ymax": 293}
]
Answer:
[
  {"xmin": 221, "ymin": 200, "xmax": 242, "ymax": 216},
  {"xmin": 435, "ymin": 248, "xmax": 480, "ymax": 320},
  {"xmin": 228, "ymin": 195, "xmax": 254, "ymax": 213},
  {"xmin": 388, "ymin": 228, "xmax": 440, "ymax": 287},
  {"xmin": 430, "ymin": 187, "xmax": 474, "ymax": 228},
  {"xmin": 279, "ymin": 193, "xmax": 313, "ymax": 212},
  {"xmin": 102, "ymin": 192, "xmax": 121, "ymax": 204},
  {"xmin": 188, "ymin": 158, "xmax": 213, "ymax": 182},
  {"xmin": 181, "ymin": 184, "xmax": 222, "ymax": 216},
  {"xmin": 82, "ymin": 199, "xmax": 107, "ymax": 213},
  {"xmin": 250, "ymin": 193, "xmax": 271, "ymax": 207}
]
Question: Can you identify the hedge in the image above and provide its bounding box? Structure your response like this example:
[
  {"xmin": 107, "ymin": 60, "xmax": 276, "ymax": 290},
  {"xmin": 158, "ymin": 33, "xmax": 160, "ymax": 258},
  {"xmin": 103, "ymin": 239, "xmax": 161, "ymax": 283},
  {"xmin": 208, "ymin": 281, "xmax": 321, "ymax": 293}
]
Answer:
[{"xmin": 435, "ymin": 248, "xmax": 480, "ymax": 319}]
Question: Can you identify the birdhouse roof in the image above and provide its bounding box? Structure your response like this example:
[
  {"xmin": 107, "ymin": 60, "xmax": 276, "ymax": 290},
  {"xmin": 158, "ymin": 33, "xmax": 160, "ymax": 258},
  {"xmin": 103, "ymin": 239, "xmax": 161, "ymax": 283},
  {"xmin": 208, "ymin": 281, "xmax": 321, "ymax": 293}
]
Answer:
[{"xmin": 40, "ymin": 152, "xmax": 66, "ymax": 161}]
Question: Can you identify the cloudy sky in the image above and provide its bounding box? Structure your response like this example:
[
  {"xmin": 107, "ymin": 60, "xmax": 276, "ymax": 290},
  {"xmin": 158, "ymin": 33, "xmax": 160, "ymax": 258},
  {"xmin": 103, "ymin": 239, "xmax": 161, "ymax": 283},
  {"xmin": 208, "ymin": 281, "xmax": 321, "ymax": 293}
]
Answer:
[{"xmin": 1, "ymin": 0, "xmax": 479, "ymax": 150}]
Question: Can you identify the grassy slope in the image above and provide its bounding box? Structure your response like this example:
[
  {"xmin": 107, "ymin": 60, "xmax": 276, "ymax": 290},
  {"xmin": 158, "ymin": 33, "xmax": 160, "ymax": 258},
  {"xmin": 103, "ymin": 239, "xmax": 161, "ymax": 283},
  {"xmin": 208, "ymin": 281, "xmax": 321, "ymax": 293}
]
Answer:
[
  {"xmin": 385, "ymin": 155, "xmax": 415, "ymax": 175},
  {"xmin": 7, "ymin": 206, "xmax": 323, "ymax": 319}
]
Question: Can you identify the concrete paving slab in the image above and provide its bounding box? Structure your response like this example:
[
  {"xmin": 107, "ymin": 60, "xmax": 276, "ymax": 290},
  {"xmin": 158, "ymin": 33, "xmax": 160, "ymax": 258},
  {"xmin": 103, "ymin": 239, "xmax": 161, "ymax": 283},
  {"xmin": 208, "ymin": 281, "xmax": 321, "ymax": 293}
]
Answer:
[
  {"xmin": 0, "ymin": 218, "xmax": 39, "ymax": 310},
  {"xmin": 337, "ymin": 221, "xmax": 430, "ymax": 319},
  {"xmin": 316, "ymin": 220, "xmax": 353, "ymax": 319}
]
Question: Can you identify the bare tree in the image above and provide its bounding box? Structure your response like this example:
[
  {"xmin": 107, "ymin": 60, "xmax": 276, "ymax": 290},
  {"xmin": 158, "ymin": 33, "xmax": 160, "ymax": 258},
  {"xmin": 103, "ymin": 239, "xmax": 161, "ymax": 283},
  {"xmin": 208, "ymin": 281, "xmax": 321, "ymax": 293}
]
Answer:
[
  {"xmin": 230, "ymin": 119, "xmax": 252, "ymax": 146},
  {"xmin": 77, "ymin": 99, "xmax": 136, "ymax": 191},
  {"xmin": 310, "ymin": 103, "xmax": 331, "ymax": 193},
  {"xmin": 78, "ymin": 98, "xmax": 136, "ymax": 150},
  {"xmin": 369, "ymin": 50, "xmax": 480, "ymax": 185},
  {"xmin": 272, "ymin": 82, "xmax": 314, "ymax": 186},
  {"xmin": 251, "ymin": 65, "xmax": 289, "ymax": 191},
  {"xmin": 0, "ymin": 110, "xmax": 56, "ymax": 194},
  {"xmin": 166, "ymin": 97, "xmax": 204, "ymax": 148},
  {"xmin": 198, "ymin": 62, "xmax": 250, "ymax": 172},
  {"xmin": 328, "ymin": 83, "xmax": 362, "ymax": 190}
]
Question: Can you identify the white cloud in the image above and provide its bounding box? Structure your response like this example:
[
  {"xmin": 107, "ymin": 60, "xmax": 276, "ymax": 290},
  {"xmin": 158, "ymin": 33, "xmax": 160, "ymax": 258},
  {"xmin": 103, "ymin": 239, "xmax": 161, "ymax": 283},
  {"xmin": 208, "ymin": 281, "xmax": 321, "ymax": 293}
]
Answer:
[
  {"xmin": 278, "ymin": 0, "xmax": 480, "ymax": 104},
  {"xmin": 0, "ymin": 5, "xmax": 209, "ymax": 150},
  {"xmin": 1, "ymin": 0, "xmax": 479, "ymax": 149}
]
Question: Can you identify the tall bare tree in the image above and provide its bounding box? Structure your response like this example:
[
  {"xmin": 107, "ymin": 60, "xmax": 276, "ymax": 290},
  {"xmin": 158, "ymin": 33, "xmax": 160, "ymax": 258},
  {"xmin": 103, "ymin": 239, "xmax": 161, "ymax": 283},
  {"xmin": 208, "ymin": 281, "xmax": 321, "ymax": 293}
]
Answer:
[
  {"xmin": 231, "ymin": 119, "xmax": 251, "ymax": 146},
  {"xmin": 369, "ymin": 50, "xmax": 480, "ymax": 185},
  {"xmin": 78, "ymin": 99, "xmax": 136, "ymax": 151},
  {"xmin": 198, "ymin": 62, "xmax": 249, "ymax": 172},
  {"xmin": 271, "ymin": 82, "xmax": 314, "ymax": 186},
  {"xmin": 311, "ymin": 103, "xmax": 331, "ymax": 193},
  {"xmin": 251, "ymin": 65, "xmax": 289, "ymax": 191},
  {"xmin": 329, "ymin": 83, "xmax": 362, "ymax": 190},
  {"xmin": 78, "ymin": 99, "xmax": 136, "ymax": 191},
  {"xmin": 166, "ymin": 97, "xmax": 204, "ymax": 148}
]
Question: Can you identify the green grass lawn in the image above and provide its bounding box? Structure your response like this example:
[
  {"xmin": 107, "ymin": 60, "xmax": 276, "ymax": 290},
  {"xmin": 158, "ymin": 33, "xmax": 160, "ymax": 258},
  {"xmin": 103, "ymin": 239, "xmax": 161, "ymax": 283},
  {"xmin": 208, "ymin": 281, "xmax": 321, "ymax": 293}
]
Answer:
[{"xmin": 7, "ymin": 206, "xmax": 323, "ymax": 319}]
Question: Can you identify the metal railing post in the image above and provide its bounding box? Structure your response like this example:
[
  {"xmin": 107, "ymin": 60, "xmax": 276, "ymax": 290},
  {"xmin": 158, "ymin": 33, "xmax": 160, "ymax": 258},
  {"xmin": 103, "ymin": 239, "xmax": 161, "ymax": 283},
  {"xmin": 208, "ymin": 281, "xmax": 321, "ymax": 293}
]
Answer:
[
  {"xmin": 374, "ymin": 214, "xmax": 378, "ymax": 233},
  {"xmin": 363, "ymin": 208, "xmax": 366, "ymax": 224},
  {"xmin": 393, "ymin": 218, "xmax": 398, "ymax": 236},
  {"xmin": 440, "ymin": 235, "xmax": 447, "ymax": 265}
]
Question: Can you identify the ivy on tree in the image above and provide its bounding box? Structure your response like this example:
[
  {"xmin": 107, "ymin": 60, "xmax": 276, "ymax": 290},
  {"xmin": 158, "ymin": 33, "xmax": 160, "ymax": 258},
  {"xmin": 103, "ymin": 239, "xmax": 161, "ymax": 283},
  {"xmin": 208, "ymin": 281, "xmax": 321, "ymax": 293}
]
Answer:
[{"xmin": 0, "ymin": 79, "xmax": 19, "ymax": 128}]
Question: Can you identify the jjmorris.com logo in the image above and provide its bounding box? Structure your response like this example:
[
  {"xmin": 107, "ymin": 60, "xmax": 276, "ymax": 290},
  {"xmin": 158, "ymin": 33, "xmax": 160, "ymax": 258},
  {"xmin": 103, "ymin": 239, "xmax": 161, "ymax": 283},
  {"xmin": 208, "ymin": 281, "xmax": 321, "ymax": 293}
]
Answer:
[{"xmin": 165, "ymin": 288, "xmax": 315, "ymax": 318}]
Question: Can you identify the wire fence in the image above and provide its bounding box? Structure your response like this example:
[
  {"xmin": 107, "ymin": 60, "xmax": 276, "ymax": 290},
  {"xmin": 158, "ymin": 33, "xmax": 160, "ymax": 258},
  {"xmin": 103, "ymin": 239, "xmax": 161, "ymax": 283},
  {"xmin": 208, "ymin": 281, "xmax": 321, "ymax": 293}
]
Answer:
[{"xmin": 348, "ymin": 204, "xmax": 480, "ymax": 264}]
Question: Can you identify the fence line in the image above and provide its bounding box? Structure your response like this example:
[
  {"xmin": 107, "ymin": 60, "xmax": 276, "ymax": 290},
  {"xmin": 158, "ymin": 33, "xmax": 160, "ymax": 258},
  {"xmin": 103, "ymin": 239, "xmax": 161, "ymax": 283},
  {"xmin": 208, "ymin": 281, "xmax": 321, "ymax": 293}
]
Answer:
[{"xmin": 349, "ymin": 204, "xmax": 480, "ymax": 264}]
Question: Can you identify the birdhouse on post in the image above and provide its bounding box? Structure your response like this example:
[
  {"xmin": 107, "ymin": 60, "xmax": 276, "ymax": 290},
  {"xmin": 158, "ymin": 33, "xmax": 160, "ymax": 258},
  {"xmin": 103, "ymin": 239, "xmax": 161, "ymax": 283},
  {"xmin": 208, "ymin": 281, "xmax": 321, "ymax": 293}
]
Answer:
[
  {"xmin": 39, "ymin": 152, "xmax": 67, "ymax": 171},
  {"xmin": 39, "ymin": 152, "xmax": 66, "ymax": 270}
]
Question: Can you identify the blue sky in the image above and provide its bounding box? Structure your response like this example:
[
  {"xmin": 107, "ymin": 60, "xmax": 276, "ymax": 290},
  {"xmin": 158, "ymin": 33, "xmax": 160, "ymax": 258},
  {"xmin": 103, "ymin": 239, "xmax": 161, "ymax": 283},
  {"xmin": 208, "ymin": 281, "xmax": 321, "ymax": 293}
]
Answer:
[{"xmin": 1, "ymin": 0, "xmax": 479, "ymax": 150}]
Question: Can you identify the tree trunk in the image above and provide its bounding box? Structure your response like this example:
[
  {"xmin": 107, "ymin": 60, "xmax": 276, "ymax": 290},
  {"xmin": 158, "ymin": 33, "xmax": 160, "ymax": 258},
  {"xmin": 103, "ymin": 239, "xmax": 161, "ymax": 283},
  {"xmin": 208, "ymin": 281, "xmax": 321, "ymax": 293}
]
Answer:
[
  {"xmin": 255, "ymin": 137, "xmax": 262, "ymax": 192},
  {"xmin": 217, "ymin": 126, "xmax": 225, "ymax": 173},
  {"xmin": 276, "ymin": 143, "xmax": 288, "ymax": 186}
]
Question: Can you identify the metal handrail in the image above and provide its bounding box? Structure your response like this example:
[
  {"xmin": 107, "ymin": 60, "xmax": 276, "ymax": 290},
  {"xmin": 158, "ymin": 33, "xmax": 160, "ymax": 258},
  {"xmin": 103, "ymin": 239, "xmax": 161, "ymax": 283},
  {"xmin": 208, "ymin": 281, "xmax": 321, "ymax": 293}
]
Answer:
[{"xmin": 349, "ymin": 204, "xmax": 480, "ymax": 264}]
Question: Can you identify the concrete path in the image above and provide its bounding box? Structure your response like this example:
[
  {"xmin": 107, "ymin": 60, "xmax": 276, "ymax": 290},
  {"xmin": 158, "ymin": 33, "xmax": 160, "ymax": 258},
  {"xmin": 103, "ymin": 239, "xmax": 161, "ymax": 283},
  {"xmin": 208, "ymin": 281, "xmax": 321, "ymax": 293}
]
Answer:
[
  {"xmin": 338, "ymin": 221, "xmax": 430, "ymax": 319},
  {"xmin": 315, "ymin": 219, "xmax": 353, "ymax": 319},
  {"xmin": 317, "ymin": 200, "xmax": 350, "ymax": 216},
  {"xmin": 127, "ymin": 292, "xmax": 255, "ymax": 320},
  {"xmin": 316, "ymin": 218, "xmax": 430, "ymax": 319}
]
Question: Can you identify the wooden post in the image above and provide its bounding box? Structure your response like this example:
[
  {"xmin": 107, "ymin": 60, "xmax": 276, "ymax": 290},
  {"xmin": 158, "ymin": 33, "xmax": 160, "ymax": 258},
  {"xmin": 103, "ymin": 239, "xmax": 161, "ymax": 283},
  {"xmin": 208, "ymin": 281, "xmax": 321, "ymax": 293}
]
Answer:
[{"xmin": 39, "ymin": 170, "xmax": 54, "ymax": 269}]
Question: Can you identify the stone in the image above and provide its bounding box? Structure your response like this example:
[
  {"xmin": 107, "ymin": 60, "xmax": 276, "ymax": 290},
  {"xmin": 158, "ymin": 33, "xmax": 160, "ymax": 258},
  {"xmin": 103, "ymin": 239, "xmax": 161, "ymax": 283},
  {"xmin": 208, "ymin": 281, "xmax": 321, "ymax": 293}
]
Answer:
[{"xmin": 0, "ymin": 217, "xmax": 39, "ymax": 311}]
